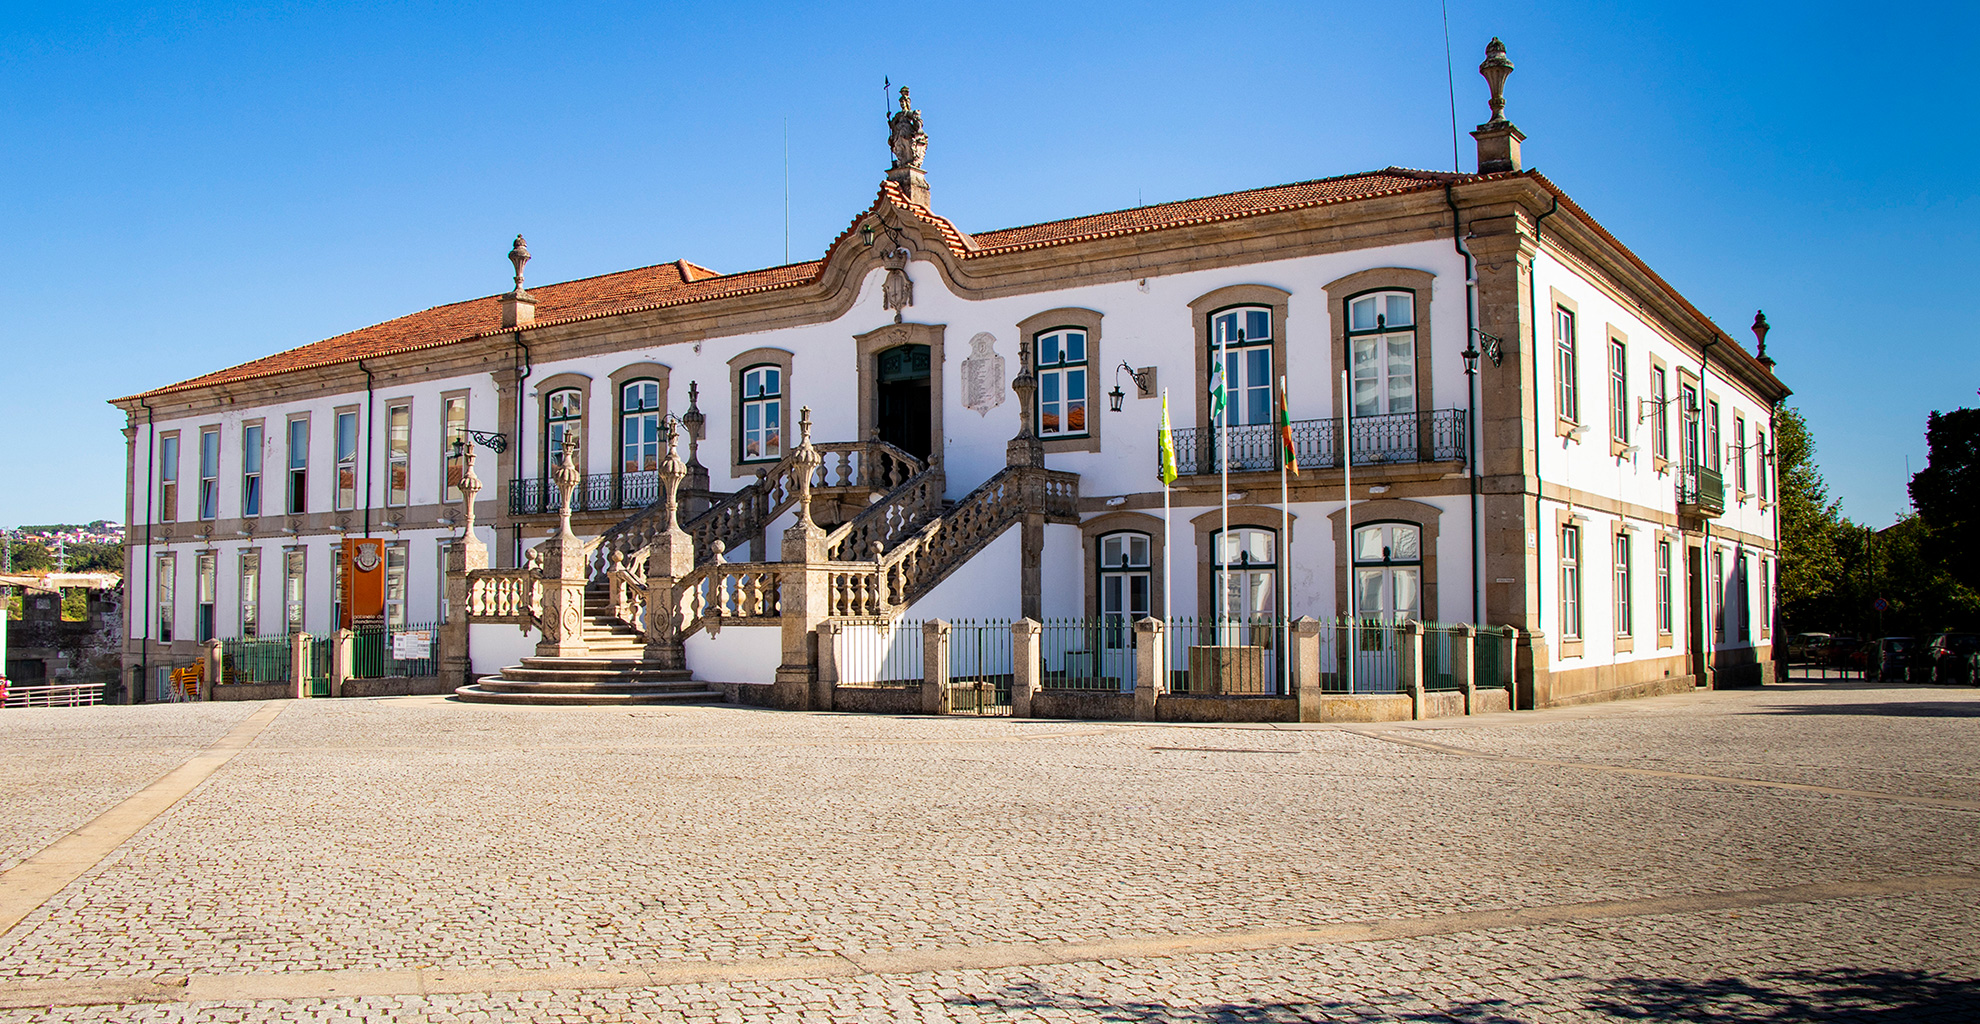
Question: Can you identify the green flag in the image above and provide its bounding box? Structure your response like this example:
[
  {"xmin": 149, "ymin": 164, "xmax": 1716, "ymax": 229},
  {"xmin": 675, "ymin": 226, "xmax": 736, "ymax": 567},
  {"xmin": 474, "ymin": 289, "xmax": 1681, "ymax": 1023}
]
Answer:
[
  {"xmin": 1209, "ymin": 357, "xmax": 1227, "ymax": 421},
  {"xmin": 1158, "ymin": 392, "xmax": 1178, "ymax": 486}
]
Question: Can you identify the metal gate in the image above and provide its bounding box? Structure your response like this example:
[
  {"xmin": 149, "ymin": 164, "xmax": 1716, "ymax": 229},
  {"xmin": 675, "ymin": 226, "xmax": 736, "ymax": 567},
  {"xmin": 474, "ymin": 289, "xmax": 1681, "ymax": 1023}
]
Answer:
[
  {"xmin": 305, "ymin": 635, "xmax": 333, "ymax": 697},
  {"xmin": 946, "ymin": 619, "xmax": 1012, "ymax": 716}
]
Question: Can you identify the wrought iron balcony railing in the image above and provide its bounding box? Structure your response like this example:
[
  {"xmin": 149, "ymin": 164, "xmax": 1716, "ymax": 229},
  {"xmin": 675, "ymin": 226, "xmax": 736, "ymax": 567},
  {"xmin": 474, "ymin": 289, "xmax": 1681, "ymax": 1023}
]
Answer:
[
  {"xmin": 1678, "ymin": 465, "xmax": 1725, "ymax": 517},
  {"xmin": 1161, "ymin": 409, "xmax": 1467, "ymax": 477},
  {"xmin": 509, "ymin": 471, "xmax": 660, "ymax": 516}
]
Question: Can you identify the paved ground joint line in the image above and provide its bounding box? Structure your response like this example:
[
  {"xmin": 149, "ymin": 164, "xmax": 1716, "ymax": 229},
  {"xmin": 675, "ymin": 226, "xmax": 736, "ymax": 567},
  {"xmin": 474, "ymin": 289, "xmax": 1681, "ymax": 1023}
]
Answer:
[
  {"xmin": 0, "ymin": 870, "xmax": 1972, "ymax": 1010},
  {"xmin": 0, "ymin": 701, "xmax": 289, "ymax": 941},
  {"xmin": 1352, "ymin": 729, "xmax": 1980, "ymax": 811}
]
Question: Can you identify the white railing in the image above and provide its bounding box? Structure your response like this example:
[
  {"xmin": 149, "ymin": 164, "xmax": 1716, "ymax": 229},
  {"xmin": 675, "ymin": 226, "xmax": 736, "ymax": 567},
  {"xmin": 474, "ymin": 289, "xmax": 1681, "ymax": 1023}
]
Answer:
[{"xmin": 2, "ymin": 682, "xmax": 105, "ymax": 708}]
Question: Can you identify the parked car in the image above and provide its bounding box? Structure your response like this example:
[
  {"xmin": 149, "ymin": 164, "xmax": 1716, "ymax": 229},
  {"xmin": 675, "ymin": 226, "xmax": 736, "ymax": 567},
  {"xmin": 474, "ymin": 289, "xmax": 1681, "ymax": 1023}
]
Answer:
[
  {"xmin": 1925, "ymin": 634, "xmax": 1980, "ymax": 684},
  {"xmin": 1873, "ymin": 637, "xmax": 1916, "ymax": 682},
  {"xmin": 1787, "ymin": 633, "xmax": 1833, "ymax": 663},
  {"xmin": 1823, "ymin": 636, "xmax": 1861, "ymax": 668}
]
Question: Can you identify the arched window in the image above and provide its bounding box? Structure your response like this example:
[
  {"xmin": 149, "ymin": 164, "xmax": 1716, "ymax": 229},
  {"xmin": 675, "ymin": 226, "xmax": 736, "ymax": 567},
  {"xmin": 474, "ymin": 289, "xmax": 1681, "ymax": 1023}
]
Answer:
[
  {"xmin": 1352, "ymin": 522, "xmax": 1421, "ymax": 624},
  {"xmin": 1213, "ymin": 526, "xmax": 1278, "ymax": 648},
  {"xmin": 1209, "ymin": 306, "xmax": 1273, "ymax": 427},
  {"xmin": 544, "ymin": 387, "xmax": 583, "ymax": 475},
  {"xmin": 1035, "ymin": 328, "xmax": 1088, "ymax": 437},
  {"xmin": 741, "ymin": 365, "xmax": 783, "ymax": 462},
  {"xmin": 1347, "ymin": 291, "xmax": 1416, "ymax": 417},
  {"xmin": 620, "ymin": 379, "xmax": 662, "ymax": 475}
]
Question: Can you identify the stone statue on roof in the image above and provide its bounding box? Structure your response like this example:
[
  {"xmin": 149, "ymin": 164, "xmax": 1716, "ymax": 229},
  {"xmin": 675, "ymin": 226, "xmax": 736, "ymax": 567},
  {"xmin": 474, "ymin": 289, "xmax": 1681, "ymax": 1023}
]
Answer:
[{"xmin": 888, "ymin": 86, "xmax": 926, "ymax": 172}]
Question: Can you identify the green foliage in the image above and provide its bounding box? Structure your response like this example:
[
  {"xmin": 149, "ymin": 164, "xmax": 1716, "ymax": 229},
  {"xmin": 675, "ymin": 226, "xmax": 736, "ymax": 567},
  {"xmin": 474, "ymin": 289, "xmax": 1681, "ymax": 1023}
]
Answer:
[
  {"xmin": 60, "ymin": 588, "xmax": 88, "ymax": 622},
  {"xmin": 61, "ymin": 542, "xmax": 123, "ymax": 573},
  {"xmin": 4, "ymin": 539, "xmax": 52, "ymax": 573},
  {"xmin": 1909, "ymin": 407, "xmax": 1980, "ymax": 595},
  {"xmin": 1775, "ymin": 407, "xmax": 1846, "ymax": 629}
]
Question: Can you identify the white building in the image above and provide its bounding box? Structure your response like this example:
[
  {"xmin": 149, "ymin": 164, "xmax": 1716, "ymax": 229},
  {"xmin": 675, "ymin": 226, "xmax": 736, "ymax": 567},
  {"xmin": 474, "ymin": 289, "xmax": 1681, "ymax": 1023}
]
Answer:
[{"xmin": 113, "ymin": 44, "xmax": 1787, "ymax": 712}]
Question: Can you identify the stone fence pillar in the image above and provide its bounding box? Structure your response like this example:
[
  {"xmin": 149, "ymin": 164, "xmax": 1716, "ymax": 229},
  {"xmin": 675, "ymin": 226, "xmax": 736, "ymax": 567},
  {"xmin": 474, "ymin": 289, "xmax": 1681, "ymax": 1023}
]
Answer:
[
  {"xmin": 202, "ymin": 639, "xmax": 223, "ymax": 701},
  {"xmin": 921, "ymin": 619, "xmax": 951, "ymax": 714},
  {"xmin": 1133, "ymin": 617, "xmax": 1165, "ymax": 721},
  {"xmin": 1400, "ymin": 620, "xmax": 1425, "ymax": 720},
  {"xmin": 331, "ymin": 628, "xmax": 354, "ymax": 698},
  {"xmin": 288, "ymin": 631, "xmax": 312, "ymax": 699},
  {"xmin": 1011, "ymin": 618, "xmax": 1041, "ymax": 718},
  {"xmin": 814, "ymin": 619, "xmax": 841, "ymax": 712},
  {"xmin": 1454, "ymin": 623, "xmax": 1477, "ymax": 715},
  {"xmin": 1291, "ymin": 616, "xmax": 1322, "ymax": 722}
]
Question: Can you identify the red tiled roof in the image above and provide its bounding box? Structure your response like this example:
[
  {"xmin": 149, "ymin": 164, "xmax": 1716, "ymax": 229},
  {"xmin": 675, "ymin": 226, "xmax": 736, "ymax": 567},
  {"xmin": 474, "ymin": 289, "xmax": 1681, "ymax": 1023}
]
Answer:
[{"xmin": 119, "ymin": 167, "xmax": 1555, "ymax": 403}]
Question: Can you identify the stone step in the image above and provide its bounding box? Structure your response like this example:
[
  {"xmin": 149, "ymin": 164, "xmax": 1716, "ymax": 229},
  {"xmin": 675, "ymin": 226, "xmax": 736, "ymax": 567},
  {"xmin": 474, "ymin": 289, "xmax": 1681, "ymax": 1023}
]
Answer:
[
  {"xmin": 494, "ymin": 666, "xmax": 692, "ymax": 683},
  {"xmin": 515, "ymin": 656, "xmax": 665, "ymax": 671},
  {"xmin": 454, "ymin": 684, "xmax": 725, "ymax": 706},
  {"xmin": 475, "ymin": 675, "xmax": 700, "ymax": 691}
]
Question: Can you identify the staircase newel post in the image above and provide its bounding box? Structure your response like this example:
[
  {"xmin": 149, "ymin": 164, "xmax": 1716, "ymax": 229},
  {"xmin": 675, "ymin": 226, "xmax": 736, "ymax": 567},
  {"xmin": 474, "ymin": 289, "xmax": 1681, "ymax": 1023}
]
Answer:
[
  {"xmin": 1007, "ymin": 339, "xmax": 1045, "ymax": 469},
  {"xmin": 775, "ymin": 408, "xmax": 829, "ymax": 710},
  {"xmin": 1011, "ymin": 618, "xmax": 1041, "ymax": 718},
  {"xmin": 921, "ymin": 619, "xmax": 951, "ymax": 714},
  {"xmin": 1133, "ymin": 616, "xmax": 1165, "ymax": 721},
  {"xmin": 534, "ymin": 435, "xmax": 591, "ymax": 658},
  {"xmin": 441, "ymin": 445, "xmax": 489, "ymax": 689},
  {"xmin": 642, "ymin": 418, "xmax": 695, "ymax": 671}
]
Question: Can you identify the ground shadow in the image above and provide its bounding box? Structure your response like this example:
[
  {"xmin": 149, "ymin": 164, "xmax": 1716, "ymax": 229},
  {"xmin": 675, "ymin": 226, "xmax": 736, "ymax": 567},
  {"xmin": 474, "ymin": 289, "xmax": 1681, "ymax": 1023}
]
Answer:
[
  {"xmin": 953, "ymin": 968, "xmax": 1980, "ymax": 1022},
  {"xmin": 1754, "ymin": 701, "xmax": 1980, "ymax": 718}
]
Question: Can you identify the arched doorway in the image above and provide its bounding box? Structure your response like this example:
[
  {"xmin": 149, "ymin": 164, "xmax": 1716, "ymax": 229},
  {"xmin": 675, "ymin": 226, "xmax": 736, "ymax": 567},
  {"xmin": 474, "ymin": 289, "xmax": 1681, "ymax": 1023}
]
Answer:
[{"xmin": 876, "ymin": 344, "xmax": 932, "ymax": 458}]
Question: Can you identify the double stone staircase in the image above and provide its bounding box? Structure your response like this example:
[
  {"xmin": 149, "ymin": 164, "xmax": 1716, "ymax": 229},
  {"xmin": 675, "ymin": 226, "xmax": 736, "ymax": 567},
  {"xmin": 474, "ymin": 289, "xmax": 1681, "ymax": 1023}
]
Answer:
[{"xmin": 455, "ymin": 431, "xmax": 1077, "ymax": 706}]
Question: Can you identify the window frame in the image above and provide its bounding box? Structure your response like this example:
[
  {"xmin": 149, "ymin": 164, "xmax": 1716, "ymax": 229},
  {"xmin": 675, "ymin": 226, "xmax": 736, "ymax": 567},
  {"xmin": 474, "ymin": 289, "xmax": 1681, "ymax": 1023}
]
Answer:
[
  {"xmin": 1679, "ymin": 382, "xmax": 1701, "ymax": 472},
  {"xmin": 286, "ymin": 415, "xmax": 309, "ymax": 516},
  {"xmin": 739, "ymin": 364, "xmax": 784, "ymax": 464},
  {"xmin": 1733, "ymin": 414, "xmax": 1748, "ymax": 495},
  {"xmin": 1555, "ymin": 306, "xmax": 1578, "ymax": 425},
  {"xmin": 283, "ymin": 547, "xmax": 306, "ymax": 634},
  {"xmin": 1707, "ymin": 399, "xmax": 1722, "ymax": 472},
  {"xmin": 1757, "ymin": 429, "xmax": 1770, "ymax": 502},
  {"xmin": 1650, "ymin": 363, "xmax": 1671, "ymax": 465},
  {"xmin": 618, "ymin": 377, "xmax": 664, "ymax": 477},
  {"xmin": 158, "ymin": 431, "xmax": 180, "ymax": 523},
  {"xmin": 1351, "ymin": 520, "xmax": 1424, "ymax": 626},
  {"xmin": 728, "ymin": 347, "xmax": 795, "ymax": 475},
  {"xmin": 1560, "ymin": 523, "xmax": 1582, "ymax": 641},
  {"xmin": 1759, "ymin": 556, "xmax": 1772, "ymax": 637},
  {"xmin": 1656, "ymin": 539, "xmax": 1674, "ymax": 636},
  {"xmin": 441, "ymin": 392, "xmax": 469, "ymax": 505},
  {"xmin": 385, "ymin": 541, "xmax": 409, "ymax": 629},
  {"xmin": 240, "ymin": 548, "xmax": 261, "ymax": 639},
  {"xmin": 1096, "ymin": 530, "xmax": 1152, "ymax": 649},
  {"xmin": 156, "ymin": 552, "xmax": 176, "ymax": 642},
  {"xmin": 1608, "ymin": 337, "xmax": 1628, "ymax": 445},
  {"xmin": 1614, "ymin": 532, "xmax": 1633, "ymax": 638},
  {"xmin": 385, "ymin": 400, "xmax": 412, "ymax": 508},
  {"xmin": 241, "ymin": 421, "xmax": 263, "ymax": 518},
  {"xmin": 195, "ymin": 550, "xmax": 217, "ymax": 643},
  {"xmin": 542, "ymin": 385, "xmax": 586, "ymax": 480},
  {"xmin": 1712, "ymin": 547, "xmax": 1726, "ymax": 642},
  {"xmin": 333, "ymin": 407, "xmax": 359, "ymax": 512},
  {"xmin": 1208, "ymin": 304, "xmax": 1276, "ymax": 428},
  {"xmin": 1344, "ymin": 289, "xmax": 1419, "ymax": 419},
  {"xmin": 197, "ymin": 427, "xmax": 220, "ymax": 521},
  {"xmin": 1033, "ymin": 326, "xmax": 1091, "ymax": 439}
]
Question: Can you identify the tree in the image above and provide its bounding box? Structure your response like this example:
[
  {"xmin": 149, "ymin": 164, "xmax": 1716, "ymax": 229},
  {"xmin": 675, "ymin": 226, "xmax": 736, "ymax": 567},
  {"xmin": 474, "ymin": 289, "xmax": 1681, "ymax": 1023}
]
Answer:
[
  {"xmin": 62, "ymin": 542, "xmax": 123, "ymax": 574},
  {"xmin": 1775, "ymin": 406, "xmax": 1846, "ymax": 630},
  {"xmin": 1909, "ymin": 407, "xmax": 1980, "ymax": 595},
  {"xmin": 3, "ymin": 538, "xmax": 52, "ymax": 573}
]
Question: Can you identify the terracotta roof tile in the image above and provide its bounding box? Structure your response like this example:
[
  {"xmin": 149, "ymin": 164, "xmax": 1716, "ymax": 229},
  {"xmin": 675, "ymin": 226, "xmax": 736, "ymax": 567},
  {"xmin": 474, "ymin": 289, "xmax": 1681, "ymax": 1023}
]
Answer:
[{"xmin": 121, "ymin": 167, "xmax": 1518, "ymax": 403}]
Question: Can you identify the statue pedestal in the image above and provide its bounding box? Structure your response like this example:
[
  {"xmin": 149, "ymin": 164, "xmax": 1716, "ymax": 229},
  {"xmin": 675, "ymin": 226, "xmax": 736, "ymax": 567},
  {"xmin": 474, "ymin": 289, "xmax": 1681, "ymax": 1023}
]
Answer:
[{"xmin": 533, "ymin": 532, "xmax": 590, "ymax": 659}]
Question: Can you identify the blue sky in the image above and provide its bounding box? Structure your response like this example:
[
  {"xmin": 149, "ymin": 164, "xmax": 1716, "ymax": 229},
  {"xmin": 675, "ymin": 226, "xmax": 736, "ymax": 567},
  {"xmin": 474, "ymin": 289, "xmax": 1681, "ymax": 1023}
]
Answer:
[{"xmin": 2, "ymin": 1, "xmax": 1974, "ymax": 528}]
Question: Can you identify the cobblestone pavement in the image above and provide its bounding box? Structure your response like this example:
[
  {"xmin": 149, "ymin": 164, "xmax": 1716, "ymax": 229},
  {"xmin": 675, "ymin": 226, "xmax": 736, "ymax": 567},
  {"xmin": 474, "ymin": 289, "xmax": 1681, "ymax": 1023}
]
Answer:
[{"xmin": 0, "ymin": 678, "xmax": 1974, "ymax": 1021}]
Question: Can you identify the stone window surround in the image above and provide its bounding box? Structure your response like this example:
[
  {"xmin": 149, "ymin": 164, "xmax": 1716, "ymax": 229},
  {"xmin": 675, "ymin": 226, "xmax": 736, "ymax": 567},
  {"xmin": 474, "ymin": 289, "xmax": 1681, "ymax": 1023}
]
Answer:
[
  {"xmin": 606, "ymin": 361, "xmax": 673, "ymax": 479},
  {"xmin": 853, "ymin": 323, "xmax": 946, "ymax": 462},
  {"xmin": 1675, "ymin": 367, "xmax": 1702, "ymax": 471},
  {"xmin": 194, "ymin": 548, "xmax": 218, "ymax": 643},
  {"xmin": 1553, "ymin": 506, "xmax": 1585, "ymax": 658},
  {"xmin": 1654, "ymin": 529, "xmax": 1678, "ymax": 649},
  {"xmin": 1733, "ymin": 412, "xmax": 1749, "ymax": 501},
  {"xmin": 1190, "ymin": 285, "xmax": 1291, "ymax": 435},
  {"xmin": 1078, "ymin": 511, "xmax": 1166, "ymax": 620},
  {"xmin": 1322, "ymin": 267, "xmax": 1437, "ymax": 420},
  {"xmin": 1606, "ymin": 326, "xmax": 1630, "ymax": 455},
  {"xmin": 1647, "ymin": 353, "xmax": 1672, "ymax": 473},
  {"xmin": 728, "ymin": 347, "xmax": 794, "ymax": 477},
  {"xmin": 156, "ymin": 429, "xmax": 181, "ymax": 523},
  {"xmin": 332, "ymin": 404, "xmax": 361, "ymax": 512},
  {"xmin": 1190, "ymin": 506, "xmax": 1295, "ymax": 620},
  {"xmin": 239, "ymin": 418, "xmax": 265, "ymax": 519},
  {"xmin": 155, "ymin": 550, "xmax": 176, "ymax": 641},
  {"xmin": 1549, "ymin": 288, "xmax": 1581, "ymax": 439},
  {"xmin": 534, "ymin": 371, "xmax": 594, "ymax": 479},
  {"xmin": 238, "ymin": 546, "xmax": 261, "ymax": 638},
  {"xmin": 1613, "ymin": 525, "xmax": 1634, "ymax": 653},
  {"xmin": 1705, "ymin": 391, "xmax": 1724, "ymax": 473},
  {"xmin": 195, "ymin": 424, "xmax": 221, "ymax": 522},
  {"xmin": 282, "ymin": 545, "xmax": 307, "ymax": 634},
  {"xmin": 438, "ymin": 389, "xmax": 469, "ymax": 507},
  {"xmin": 284, "ymin": 413, "xmax": 311, "ymax": 518},
  {"xmin": 382, "ymin": 397, "xmax": 413, "ymax": 509},
  {"xmin": 1016, "ymin": 308, "xmax": 1102, "ymax": 454},
  {"xmin": 1326, "ymin": 498, "xmax": 1442, "ymax": 624}
]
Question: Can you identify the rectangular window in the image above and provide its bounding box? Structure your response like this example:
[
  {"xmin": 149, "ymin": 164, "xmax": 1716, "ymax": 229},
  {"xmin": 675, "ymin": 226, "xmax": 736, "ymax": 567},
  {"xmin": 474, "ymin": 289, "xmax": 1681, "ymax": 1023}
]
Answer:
[
  {"xmin": 284, "ymin": 548, "xmax": 306, "ymax": 633},
  {"xmin": 1614, "ymin": 533, "xmax": 1632, "ymax": 637},
  {"xmin": 198, "ymin": 428, "xmax": 220, "ymax": 521},
  {"xmin": 1680, "ymin": 383, "xmax": 1700, "ymax": 471},
  {"xmin": 1555, "ymin": 307, "xmax": 1577, "ymax": 423},
  {"xmin": 1737, "ymin": 555, "xmax": 1751, "ymax": 643},
  {"xmin": 240, "ymin": 549, "xmax": 261, "ymax": 638},
  {"xmin": 158, "ymin": 434, "xmax": 180, "ymax": 522},
  {"xmin": 1656, "ymin": 540, "xmax": 1673, "ymax": 635},
  {"xmin": 1560, "ymin": 524, "xmax": 1582, "ymax": 640},
  {"xmin": 1759, "ymin": 557, "xmax": 1772, "ymax": 635},
  {"xmin": 1651, "ymin": 366, "xmax": 1669, "ymax": 461},
  {"xmin": 1707, "ymin": 400, "xmax": 1722, "ymax": 472},
  {"xmin": 1757, "ymin": 431, "xmax": 1769, "ymax": 500},
  {"xmin": 442, "ymin": 395, "xmax": 468, "ymax": 503},
  {"xmin": 1712, "ymin": 548, "xmax": 1726, "ymax": 642},
  {"xmin": 1608, "ymin": 340, "xmax": 1628, "ymax": 443},
  {"xmin": 1035, "ymin": 329, "xmax": 1089, "ymax": 436},
  {"xmin": 242, "ymin": 423, "xmax": 263, "ymax": 517},
  {"xmin": 334, "ymin": 409, "xmax": 359, "ymax": 511},
  {"xmin": 385, "ymin": 542, "xmax": 409, "ymax": 629},
  {"xmin": 741, "ymin": 366, "xmax": 783, "ymax": 462},
  {"xmin": 156, "ymin": 553, "xmax": 176, "ymax": 642},
  {"xmin": 436, "ymin": 539, "xmax": 455, "ymax": 624},
  {"xmin": 195, "ymin": 551, "xmax": 217, "ymax": 643},
  {"xmin": 1734, "ymin": 415, "xmax": 1748, "ymax": 493},
  {"xmin": 287, "ymin": 417, "xmax": 310, "ymax": 515},
  {"xmin": 1345, "ymin": 294, "xmax": 1414, "ymax": 417},
  {"xmin": 331, "ymin": 553, "xmax": 346, "ymax": 632},
  {"xmin": 386, "ymin": 402, "xmax": 411, "ymax": 507}
]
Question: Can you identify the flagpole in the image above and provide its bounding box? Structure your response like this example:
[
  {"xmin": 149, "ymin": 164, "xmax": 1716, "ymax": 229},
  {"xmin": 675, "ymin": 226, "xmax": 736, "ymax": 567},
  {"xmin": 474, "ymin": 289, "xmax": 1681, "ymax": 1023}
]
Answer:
[
  {"xmin": 1218, "ymin": 330, "xmax": 1232, "ymax": 639},
  {"xmin": 1161, "ymin": 389, "xmax": 1172, "ymax": 626},
  {"xmin": 1279, "ymin": 374, "xmax": 1291, "ymax": 697},
  {"xmin": 1342, "ymin": 368, "xmax": 1354, "ymax": 695}
]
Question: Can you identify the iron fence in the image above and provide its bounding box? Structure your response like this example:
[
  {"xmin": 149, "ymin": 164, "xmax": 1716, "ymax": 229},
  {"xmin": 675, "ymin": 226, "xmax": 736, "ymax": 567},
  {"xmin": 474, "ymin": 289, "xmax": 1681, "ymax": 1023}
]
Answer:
[
  {"xmin": 832, "ymin": 619, "xmax": 925, "ymax": 686},
  {"xmin": 1420, "ymin": 624, "xmax": 1463, "ymax": 691},
  {"xmin": 1474, "ymin": 626, "xmax": 1511, "ymax": 693},
  {"xmin": 220, "ymin": 637, "xmax": 290, "ymax": 685},
  {"xmin": 1316, "ymin": 619, "xmax": 1403, "ymax": 694},
  {"xmin": 1165, "ymin": 616, "xmax": 1286, "ymax": 695},
  {"xmin": 306, "ymin": 635, "xmax": 333, "ymax": 697},
  {"xmin": 1164, "ymin": 409, "xmax": 1467, "ymax": 477},
  {"xmin": 352, "ymin": 621, "xmax": 439, "ymax": 679},
  {"xmin": 1039, "ymin": 617, "xmax": 1137, "ymax": 691}
]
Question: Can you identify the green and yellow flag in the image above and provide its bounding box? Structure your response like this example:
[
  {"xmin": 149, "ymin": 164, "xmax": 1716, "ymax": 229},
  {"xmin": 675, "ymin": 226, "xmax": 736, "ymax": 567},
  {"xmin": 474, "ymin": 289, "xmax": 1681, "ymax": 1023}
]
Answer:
[
  {"xmin": 1158, "ymin": 391, "xmax": 1178, "ymax": 486},
  {"xmin": 1278, "ymin": 376, "xmax": 1298, "ymax": 475}
]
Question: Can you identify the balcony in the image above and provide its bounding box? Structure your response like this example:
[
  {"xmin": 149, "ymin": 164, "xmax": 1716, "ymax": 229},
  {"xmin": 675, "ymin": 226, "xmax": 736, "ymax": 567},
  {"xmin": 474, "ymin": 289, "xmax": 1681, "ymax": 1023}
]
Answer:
[
  {"xmin": 510, "ymin": 472, "xmax": 660, "ymax": 516},
  {"xmin": 1678, "ymin": 465, "xmax": 1725, "ymax": 517},
  {"xmin": 1162, "ymin": 409, "xmax": 1467, "ymax": 477}
]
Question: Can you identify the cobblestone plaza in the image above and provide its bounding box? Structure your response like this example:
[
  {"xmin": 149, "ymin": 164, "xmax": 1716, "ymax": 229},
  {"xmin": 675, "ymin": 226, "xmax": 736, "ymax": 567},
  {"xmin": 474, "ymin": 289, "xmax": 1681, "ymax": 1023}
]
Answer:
[{"xmin": 1, "ymin": 682, "xmax": 1975, "ymax": 1022}]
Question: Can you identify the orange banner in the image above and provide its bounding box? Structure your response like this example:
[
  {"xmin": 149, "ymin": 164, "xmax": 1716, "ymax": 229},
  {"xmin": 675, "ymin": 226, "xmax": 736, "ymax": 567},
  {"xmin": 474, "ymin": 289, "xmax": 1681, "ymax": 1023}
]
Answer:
[{"xmin": 341, "ymin": 538, "xmax": 386, "ymax": 627}]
